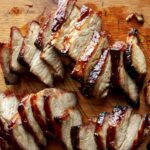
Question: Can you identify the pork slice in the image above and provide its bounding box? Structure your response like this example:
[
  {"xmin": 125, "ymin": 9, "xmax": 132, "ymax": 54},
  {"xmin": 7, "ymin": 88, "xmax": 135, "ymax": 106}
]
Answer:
[
  {"xmin": 18, "ymin": 95, "xmax": 47, "ymax": 148},
  {"xmin": 19, "ymin": 21, "xmax": 40, "ymax": 66},
  {"xmin": 119, "ymin": 114, "xmax": 144, "ymax": 150},
  {"xmin": 8, "ymin": 113, "xmax": 39, "ymax": 150},
  {"xmin": 144, "ymin": 81, "xmax": 150, "ymax": 106},
  {"xmin": 0, "ymin": 44, "xmax": 19, "ymax": 84},
  {"xmin": 110, "ymin": 41, "xmax": 139, "ymax": 107},
  {"xmin": 41, "ymin": 45, "xmax": 64, "ymax": 78},
  {"xmin": 106, "ymin": 106, "xmax": 133, "ymax": 150},
  {"xmin": 30, "ymin": 50, "xmax": 54, "ymax": 87},
  {"xmin": 95, "ymin": 112, "xmax": 110, "ymax": 150},
  {"xmin": 124, "ymin": 28, "xmax": 147, "ymax": 86},
  {"xmin": 10, "ymin": 27, "xmax": 25, "ymax": 73}
]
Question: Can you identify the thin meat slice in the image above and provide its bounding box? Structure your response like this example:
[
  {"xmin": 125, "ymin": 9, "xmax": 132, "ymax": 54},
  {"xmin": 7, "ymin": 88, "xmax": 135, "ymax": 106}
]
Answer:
[
  {"xmin": 95, "ymin": 112, "xmax": 110, "ymax": 150},
  {"xmin": 18, "ymin": 95, "xmax": 47, "ymax": 148},
  {"xmin": 8, "ymin": 113, "xmax": 39, "ymax": 150},
  {"xmin": 19, "ymin": 21, "xmax": 40, "ymax": 67},
  {"xmin": 54, "ymin": 109, "xmax": 82, "ymax": 150},
  {"xmin": 119, "ymin": 114, "xmax": 149, "ymax": 150},
  {"xmin": 0, "ymin": 44, "xmax": 19, "ymax": 84},
  {"xmin": 30, "ymin": 50, "xmax": 54, "ymax": 87},
  {"xmin": 110, "ymin": 41, "xmax": 139, "ymax": 107},
  {"xmin": 106, "ymin": 106, "xmax": 133, "ymax": 150},
  {"xmin": 41, "ymin": 45, "xmax": 64, "ymax": 78},
  {"xmin": 124, "ymin": 28, "xmax": 147, "ymax": 86},
  {"xmin": 10, "ymin": 27, "xmax": 25, "ymax": 73},
  {"xmin": 71, "ymin": 122, "xmax": 97, "ymax": 150}
]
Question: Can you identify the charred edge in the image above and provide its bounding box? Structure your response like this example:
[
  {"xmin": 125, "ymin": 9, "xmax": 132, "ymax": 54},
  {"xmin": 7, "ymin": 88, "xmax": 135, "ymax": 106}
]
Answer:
[
  {"xmin": 112, "ymin": 105, "xmax": 128, "ymax": 113},
  {"xmin": 4, "ymin": 73, "xmax": 20, "ymax": 85},
  {"xmin": 126, "ymin": 95, "xmax": 140, "ymax": 108},
  {"xmin": 147, "ymin": 141, "xmax": 150, "ymax": 150},
  {"xmin": 71, "ymin": 126, "xmax": 80, "ymax": 150},
  {"xmin": 34, "ymin": 32, "xmax": 44, "ymax": 50},
  {"xmin": 18, "ymin": 104, "xmax": 44, "ymax": 149},
  {"xmin": 128, "ymin": 28, "xmax": 140, "ymax": 43},
  {"xmin": 80, "ymin": 83, "xmax": 94, "ymax": 97}
]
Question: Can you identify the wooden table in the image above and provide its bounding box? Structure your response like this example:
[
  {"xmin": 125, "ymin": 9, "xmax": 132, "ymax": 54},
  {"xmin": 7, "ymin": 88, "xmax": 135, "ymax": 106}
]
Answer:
[{"xmin": 0, "ymin": 0, "xmax": 149, "ymax": 149}]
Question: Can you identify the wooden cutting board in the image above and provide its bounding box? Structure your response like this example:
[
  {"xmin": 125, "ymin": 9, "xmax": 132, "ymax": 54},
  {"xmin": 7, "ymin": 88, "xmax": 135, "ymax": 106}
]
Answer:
[{"xmin": 0, "ymin": 0, "xmax": 149, "ymax": 149}]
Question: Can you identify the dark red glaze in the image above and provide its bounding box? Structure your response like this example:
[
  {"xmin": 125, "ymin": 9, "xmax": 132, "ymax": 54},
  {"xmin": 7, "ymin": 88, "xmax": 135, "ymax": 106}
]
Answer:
[
  {"xmin": 18, "ymin": 99, "xmax": 44, "ymax": 148},
  {"xmin": 71, "ymin": 126, "xmax": 80, "ymax": 150}
]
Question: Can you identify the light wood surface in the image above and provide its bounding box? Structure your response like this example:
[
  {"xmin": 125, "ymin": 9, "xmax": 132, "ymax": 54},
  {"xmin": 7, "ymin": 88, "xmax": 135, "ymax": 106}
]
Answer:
[{"xmin": 0, "ymin": 0, "xmax": 149, "ymax": 149}]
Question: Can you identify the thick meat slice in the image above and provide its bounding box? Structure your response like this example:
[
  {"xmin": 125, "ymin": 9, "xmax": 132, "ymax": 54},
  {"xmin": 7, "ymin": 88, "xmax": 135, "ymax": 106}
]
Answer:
[
  {"xmin": 124, "ymin": 28, "xmax": 147, "ymax": 86},
  {"xmin": 0, "ymin": 44, "xmax": 19, "ymax": 84},
  {"xmin": 119, "ymin": 114, "xmax": 149, "ymax": 150},
  {"xmin": 106, "ymin": 106, "xmax": 133, "ymax": 150},
  {"xmin": 82, "ymin": 48, "xmax": 111, "ymax": 98},
  {"xmin": 8, "ymin": 113, "xmax": 39, "ymax": 150},
  {"xmin": 95, "ymin": 112, "xmax": 110, "ymax": 150},
  {"xmin": 71, "ymin": 122, "xmax": 97, "ymax": 150},
  {"xmin": 144, "ymin": 81, "xmax": 150, "ymax": 106},
  {"xmin": 18, "ymin": 95, "xmax": 47, "ymax": 148},
  {"xmin": 110, "ymin": 41, "xmax": 139, "ymax": 107},
  {"xmin": 51, "ymin": 0, "xmax": 77, "ymax": 32},
  {"xmin": 10, "ymin": 27, "xmax": 25, "ymax": 73},
  {"xmin": 30, "ymin": 50, "xmax": 54, "ymax": 87},
  {"xmin": 72, "ymin": 31, "xmax": 108, "ymax": 82},
  {"xmin": 19, "ymin": 21, "xmax": 40, "ymax": 66},
  {"xmin": 64, "ymin": 5, "xmax": 102, "ymax": 60},
  {"xmin": 54, "ymin": 109, "xmax": 82, "ymax": 150},
  {"xmin": 41, "ymin": 45, "xmax": 64, "ymax": 78}
]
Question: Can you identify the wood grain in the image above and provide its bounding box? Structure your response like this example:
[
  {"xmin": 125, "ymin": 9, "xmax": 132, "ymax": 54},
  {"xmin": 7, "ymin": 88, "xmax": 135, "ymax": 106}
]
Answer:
[{"xmin": 0, "ymin": 0, "xmax": 149, "ymax": 149}]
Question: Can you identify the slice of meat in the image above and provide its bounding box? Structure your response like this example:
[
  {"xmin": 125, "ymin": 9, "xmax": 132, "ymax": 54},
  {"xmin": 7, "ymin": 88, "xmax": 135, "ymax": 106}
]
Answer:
[
  {"xmin": 144, "ymin": 81, "xmax": 150, "ymax": 106},
  {"xmin": 82, "ymin": 48, "xmax": 111, "ymax": 98},
  {"xmin": 72, "ymin": 31, "xmax": 108, "ymax": 82},
  {"xmin": 64, "ymin": 5, "xmax": 102, "ymax": 60},
  {"xmin": 119, "ymin": 114, "xmax": 149, "ymax": 150},
  {"xmin": 18, "ymin": 95, "xmax": 47, "ymax": 148},
  {"xmin": 106, "ymin": 106, "xmax": 133, "ymax": 150},
  {"xmin": 51, "ymin": 0, "xmax": 77, "ymax": 32},
  {"xmin": 30, "ymin": 50, "xmax": 54, "ymax": 87},
  {"xmin": 10, "ymin": 27, "xmax": 25, "ymax": 73},
  {"xmin": 41, "ymin": 45, "xmax": 64, "ymax": 78},
  {"xmin": 54, "ymin": 109, "xmax": 82, "ymax": 150},
  {"xmin": 8, "ymin": 113, "xmax": 39, "ymax": 150},
  {"xmin": 71, "ymin": 122, "xmax": 97, "ymax": 150},
  {"xmin": 110, "ymin": 41, "xmax": 139, "ymax": 107},
  {"xmin": 124, "ymin": 28, "xmax": 147, "ymax": 86},
  {"xmin": 95, "ymin": 112, "xmax": 110, "ymax": 150},
  {"xmin": 0, "ymin": 44, "xmax": 19, "ymax": 84},
  {"xmin": 19, "ymin": 21, "xmax": 40, "ymax": 67}
]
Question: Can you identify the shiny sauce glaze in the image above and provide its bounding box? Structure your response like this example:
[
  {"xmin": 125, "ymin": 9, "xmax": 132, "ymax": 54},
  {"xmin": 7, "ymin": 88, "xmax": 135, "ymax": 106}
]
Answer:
[{"xmin": 107, "ymin": 106, "xmax": 127, "ymax": 150}]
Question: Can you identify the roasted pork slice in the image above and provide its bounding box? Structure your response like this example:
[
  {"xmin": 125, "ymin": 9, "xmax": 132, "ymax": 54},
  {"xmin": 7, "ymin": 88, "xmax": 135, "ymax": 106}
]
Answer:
[
  {"xmin": 94, "ymin": 112, "xmax": 110, "ymax": 150},
  {"xmin": 41, "ymin": 45, "xmax": 64, "ymax": 78},
  {"xmin": 119, "ymin": 114, "xmax": 149, "ymax": 150},
  {"xmin": 71, "ymin": 31, "xmax": 109, "ymax": 82},
  {"xmin": 51, "ymin": 0, "xmax": 77, "ymax": 32},
  {"xmin": 8, "ymin": 113, "xmax": 39, "ymax": 150},
  {"xmin": 18, "ymin": 95, "xmax": 47, "ymax": 148},
  {"xmin": 71, "ymin": 122, "xmax": 97, "ymax": 150},
  {"xmin": 124, "ymin": 28, "xmax": 147, "ymax": 86},
  {"xmin": 0, "ymin": 44, "xmax": 19, "ymax": 84},
  {"xmin": 10, "ymin": 27, "xmax": 25, "ymax": 73},
  {"xmin": 64, "ymin": 5, "xmax": 102, "ymax": 60},
  {"xmin": 81, "ymin": 48, "xmax": 111, "ymax": 98},
  {"xmin": 110, "ymin": 41, "xmax": 139, "ymax": 107},
  {"xmin": 54, "ymin": 109, "xmax": 82, "ymax": 150},
  {"xmin": 106, "ymin": 106, "xmax": 133, "ymax": 150},
  {"xmin": 144, "ymin": 81, "xmax": 150, "ymax": 106},
  {"xmin": 19, "ymin": 21, "xmax": 40, "ymax": 66},
  {"xmin": 30, "ymin": 50, "xmax": 54, "ymax": 87}
]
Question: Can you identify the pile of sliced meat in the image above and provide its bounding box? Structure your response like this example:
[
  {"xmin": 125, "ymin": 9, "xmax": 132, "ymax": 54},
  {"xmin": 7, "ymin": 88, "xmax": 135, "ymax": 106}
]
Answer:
[{"xmin": 0, "ymin": 88, "xmax": 149, "ymax": 150}]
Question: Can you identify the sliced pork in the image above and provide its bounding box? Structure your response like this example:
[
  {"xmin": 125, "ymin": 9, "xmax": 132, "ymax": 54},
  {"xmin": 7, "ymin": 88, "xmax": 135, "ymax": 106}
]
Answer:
[
  {"xmin": 144, "ymin": 81, "xmax": 150, "ymax": 105},
  {"xmin": 0, "ymin": 44, "xmax": 19, "ymax": 84},
  {"xmin": 124, "ymin": 28, "xmax": 147, "ymax": 86},
  {"xmin": 106, "ymin": 106, "xmax": 133, "ymax": 150},
  {"xmin": 10, "ymin": 27, "xmax": 25, "ymax": 73},
  {"xmin": 19, "ymin": 21, "xmax": 40, "ymax": 67},
  {"xmin": 71, "ymin": 122, "xmax": 97, "ymax": 150},
  {"xmin": 110, "ymin": 41, "xmax": 139, "ymax": 107}
]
